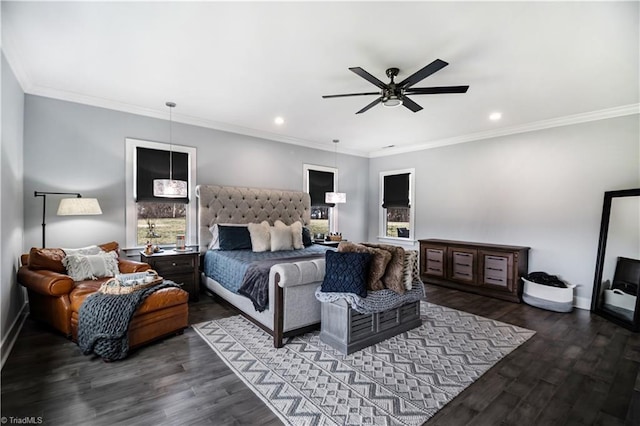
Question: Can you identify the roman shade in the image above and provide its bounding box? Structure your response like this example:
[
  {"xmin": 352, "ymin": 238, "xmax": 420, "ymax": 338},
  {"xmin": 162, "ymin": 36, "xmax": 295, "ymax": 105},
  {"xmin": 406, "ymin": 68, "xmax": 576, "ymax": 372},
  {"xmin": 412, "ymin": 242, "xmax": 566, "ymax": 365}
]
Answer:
[
  {"xmin": 382, "ymin": 173, "xmax": 410, "ymax": 208},
  {"xmin": 136, "ymin": 147, "xmax": 189, "ymax": 203},
  {"xmin": 309, "ymin": 170, "xmax": 335, "ymax": 207}
]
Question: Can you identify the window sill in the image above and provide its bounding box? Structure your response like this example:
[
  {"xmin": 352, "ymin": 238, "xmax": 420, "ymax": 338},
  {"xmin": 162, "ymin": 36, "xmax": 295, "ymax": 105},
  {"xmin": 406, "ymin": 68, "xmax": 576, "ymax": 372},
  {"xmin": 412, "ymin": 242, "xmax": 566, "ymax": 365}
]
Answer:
[{"xmin": 376, "ymin": 236, "xmax": 418, "ymax": 247}]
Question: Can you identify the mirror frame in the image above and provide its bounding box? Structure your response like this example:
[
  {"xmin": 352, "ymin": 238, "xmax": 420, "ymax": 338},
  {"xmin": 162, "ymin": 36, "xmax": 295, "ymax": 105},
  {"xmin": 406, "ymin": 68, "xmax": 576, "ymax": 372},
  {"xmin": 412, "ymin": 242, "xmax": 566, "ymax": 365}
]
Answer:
[{"xmin": 591, "ymin": 188, "xmax": 640, "ymax": 331}]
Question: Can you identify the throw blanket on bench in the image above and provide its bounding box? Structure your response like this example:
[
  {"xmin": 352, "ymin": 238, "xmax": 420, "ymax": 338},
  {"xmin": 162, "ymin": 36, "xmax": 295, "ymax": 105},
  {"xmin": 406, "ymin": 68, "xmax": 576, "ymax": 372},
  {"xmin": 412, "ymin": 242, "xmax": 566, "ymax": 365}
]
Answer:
[
  {"xmin": 238, "ymin": 254, "xmax": 325, "ymax": 312},
  {"xmin": 315, "ymin": 283, "xmax": 425, "ymax": 314},
  {"xmin": 78, "ymin": 281, "xmax": 180, "ymax": 361}
]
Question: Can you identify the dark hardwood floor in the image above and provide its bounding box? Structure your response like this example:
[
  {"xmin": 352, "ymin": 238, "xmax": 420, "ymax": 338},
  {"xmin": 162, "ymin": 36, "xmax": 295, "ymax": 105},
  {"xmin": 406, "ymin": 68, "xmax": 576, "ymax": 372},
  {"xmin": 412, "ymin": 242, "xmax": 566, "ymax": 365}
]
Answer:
[{"xmin": 2, "ymin": 284, "xmax": 639, "ymax": 425}]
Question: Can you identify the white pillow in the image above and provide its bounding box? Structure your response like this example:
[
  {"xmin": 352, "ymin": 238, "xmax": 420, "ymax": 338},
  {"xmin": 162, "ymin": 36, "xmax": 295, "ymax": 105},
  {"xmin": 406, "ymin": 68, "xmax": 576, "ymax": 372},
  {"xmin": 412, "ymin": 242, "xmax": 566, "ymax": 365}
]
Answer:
[
  {"xmin": 275, "ymin": 220, "xmax": 304, "ymax": 250},
  {"xmin": 290, "ymin": 221, "xmax": 303, "ymax": 250},
  {"xmin": 270, "ymin": 226, "xmax": 293, "ymax": 251},
  {"xmin": 62, "ymin": 250, "xmax": 119, "ymax": 281},
  {"xmin": 62, "ymin": 245, "xmax": 102, "ymax": 256},
  {"xmin": 248, "ymin": 221, "xmax": 271, "ymax": 252},
  {"xmin": 208, "ymin": 223, "xmax": 248, "ymax": 250}
]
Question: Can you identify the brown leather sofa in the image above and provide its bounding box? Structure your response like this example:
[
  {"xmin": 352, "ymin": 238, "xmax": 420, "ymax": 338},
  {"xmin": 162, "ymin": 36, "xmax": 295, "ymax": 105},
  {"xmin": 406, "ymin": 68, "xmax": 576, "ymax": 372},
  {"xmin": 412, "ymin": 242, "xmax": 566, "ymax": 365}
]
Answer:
[{"xmin": 18, "ymin": 242, "xmax": 189, "ymax": 349}]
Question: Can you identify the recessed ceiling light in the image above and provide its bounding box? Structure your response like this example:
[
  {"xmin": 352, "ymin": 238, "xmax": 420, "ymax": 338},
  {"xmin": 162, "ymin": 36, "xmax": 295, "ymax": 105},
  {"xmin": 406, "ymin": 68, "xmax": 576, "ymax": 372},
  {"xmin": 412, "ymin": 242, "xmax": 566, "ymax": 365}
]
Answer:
[
  {"xmin": 274, "ymin": 116, "xmax": 284, "ymax": 125},
  {"xmin": 489, "ymin": 112, "xmax": 502, "ymax": 121}
]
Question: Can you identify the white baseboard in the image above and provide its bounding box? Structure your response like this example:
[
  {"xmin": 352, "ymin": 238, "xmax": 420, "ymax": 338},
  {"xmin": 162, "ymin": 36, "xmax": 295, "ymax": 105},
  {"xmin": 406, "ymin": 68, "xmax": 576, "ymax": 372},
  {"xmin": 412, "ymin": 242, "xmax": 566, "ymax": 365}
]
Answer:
[
  {"xmin": 574, "ymin": 295, "xmax": 591, "ymax": 311},
  {"xmin": 1, "ymin": 301, "xmax": 28, "ymax": 370}
]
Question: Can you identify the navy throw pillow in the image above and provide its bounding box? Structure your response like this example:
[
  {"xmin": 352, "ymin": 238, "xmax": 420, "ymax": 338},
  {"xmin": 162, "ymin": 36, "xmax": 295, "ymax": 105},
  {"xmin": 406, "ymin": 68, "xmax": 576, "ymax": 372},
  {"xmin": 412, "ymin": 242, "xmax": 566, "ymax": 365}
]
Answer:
[
  {"xmin": 218, "ymin": 225, "xmax": 252, "ymax": 250},
  {"xmin": 302, "ymin": 226, "xmax": 313, "ymax": 247},
  {"xmin": 322, "ymin": 250, "xmax": 371, "ymax": 298}
]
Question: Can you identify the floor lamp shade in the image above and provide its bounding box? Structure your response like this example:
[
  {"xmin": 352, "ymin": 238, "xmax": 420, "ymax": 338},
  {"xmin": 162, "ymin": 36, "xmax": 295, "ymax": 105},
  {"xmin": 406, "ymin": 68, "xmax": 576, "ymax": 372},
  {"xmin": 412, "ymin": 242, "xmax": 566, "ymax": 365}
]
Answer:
[
  {"xmin": 34, "ymin": 191, "xmax": 103, "ymax": 247},
  {"xmin": 57, "ymin": 198, "xmax": 102, "ymax": 215}
]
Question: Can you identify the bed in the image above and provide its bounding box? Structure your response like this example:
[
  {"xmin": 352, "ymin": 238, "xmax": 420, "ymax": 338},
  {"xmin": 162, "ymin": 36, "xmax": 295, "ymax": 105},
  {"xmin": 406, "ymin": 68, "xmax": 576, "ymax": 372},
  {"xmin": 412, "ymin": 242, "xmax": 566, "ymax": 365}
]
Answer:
[{"xmin": 196, "ymin": 184, "xmax": 331, "ymax": 347}]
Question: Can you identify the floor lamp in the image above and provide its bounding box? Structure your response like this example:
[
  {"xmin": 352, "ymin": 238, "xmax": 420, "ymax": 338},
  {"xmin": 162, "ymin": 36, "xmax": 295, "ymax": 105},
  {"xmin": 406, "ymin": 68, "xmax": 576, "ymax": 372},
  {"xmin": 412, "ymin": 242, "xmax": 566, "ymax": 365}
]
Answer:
[{"xmin": 34, "ymin": 191, "xmax": 102, "ymax": 247}]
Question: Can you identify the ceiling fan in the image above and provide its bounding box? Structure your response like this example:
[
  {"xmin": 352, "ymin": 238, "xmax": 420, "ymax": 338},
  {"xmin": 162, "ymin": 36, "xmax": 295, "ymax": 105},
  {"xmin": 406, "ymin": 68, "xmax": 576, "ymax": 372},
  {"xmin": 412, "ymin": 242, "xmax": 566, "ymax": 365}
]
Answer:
[{"xmin": 322, "ymin": 59, "xmax": 469, "ymax": 114}]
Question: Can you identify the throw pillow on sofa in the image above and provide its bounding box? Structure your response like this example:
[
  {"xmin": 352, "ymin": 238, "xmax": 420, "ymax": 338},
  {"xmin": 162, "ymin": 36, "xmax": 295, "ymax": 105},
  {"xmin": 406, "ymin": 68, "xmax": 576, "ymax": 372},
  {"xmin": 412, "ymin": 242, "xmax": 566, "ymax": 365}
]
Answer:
[
  {"xmin": 63, "ymin": 250, "xmax": 119, "ymax": 281},
  {"xmin": 28, "ymin": 247, "xmax": 67, "ymax": 274}
]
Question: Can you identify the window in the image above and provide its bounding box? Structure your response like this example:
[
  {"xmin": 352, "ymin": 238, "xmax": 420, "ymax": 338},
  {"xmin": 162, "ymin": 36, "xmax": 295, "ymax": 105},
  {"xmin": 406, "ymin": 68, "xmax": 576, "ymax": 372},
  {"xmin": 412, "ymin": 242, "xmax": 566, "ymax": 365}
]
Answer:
[
  {"xmin": 304, "ymin": 164, "xmax": 339, "ymax": 238},
  {"xmin": 125, "ymin": 138, "xmax": 197, "ymax": 248},
  {"xmin": 380, "ymin": 169, "xmax": 415, "ymax": 240}
]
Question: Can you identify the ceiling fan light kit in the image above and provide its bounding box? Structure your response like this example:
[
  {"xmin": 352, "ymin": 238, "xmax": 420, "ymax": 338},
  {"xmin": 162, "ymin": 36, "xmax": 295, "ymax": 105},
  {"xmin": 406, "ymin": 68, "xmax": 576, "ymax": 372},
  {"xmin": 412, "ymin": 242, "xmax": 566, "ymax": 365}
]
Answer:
[{"xmin": 322, "ymin": 59, "xmax": 469, "ymax": 114}]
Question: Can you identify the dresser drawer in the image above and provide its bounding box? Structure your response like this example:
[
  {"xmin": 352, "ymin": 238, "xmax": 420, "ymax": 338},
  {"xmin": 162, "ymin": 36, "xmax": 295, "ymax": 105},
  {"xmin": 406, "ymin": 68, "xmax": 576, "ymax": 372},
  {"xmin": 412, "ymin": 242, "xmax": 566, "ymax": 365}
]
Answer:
[{"xmin": 450, "ymin": 250, "xmax": 476, "ymax": 283}]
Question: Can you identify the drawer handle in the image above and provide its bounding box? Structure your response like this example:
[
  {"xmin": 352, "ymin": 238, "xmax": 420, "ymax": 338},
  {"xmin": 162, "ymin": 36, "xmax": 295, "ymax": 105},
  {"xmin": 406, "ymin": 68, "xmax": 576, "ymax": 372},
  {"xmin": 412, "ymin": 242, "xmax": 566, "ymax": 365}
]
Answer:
[
  {"xmin": 172, "ymin": 262, "xmax": 177, "ymax": 266},
  {"xmin": 456, "ymin": 253, "xmax": 471, "ymax": 257},
  {"xmin": 455, "ymin": 262, "xmax": 470, "ymax": 267},
  {"xmin": 487, "ymin": 277, "xmax": 504, "ymax": 282},
  {"xmin": 487, "ymin": 267, "xmax": 503, "ymax": 271},
  {"xmin": 429, "ymin": 259, "xmax": 442, "ymax": 263}
]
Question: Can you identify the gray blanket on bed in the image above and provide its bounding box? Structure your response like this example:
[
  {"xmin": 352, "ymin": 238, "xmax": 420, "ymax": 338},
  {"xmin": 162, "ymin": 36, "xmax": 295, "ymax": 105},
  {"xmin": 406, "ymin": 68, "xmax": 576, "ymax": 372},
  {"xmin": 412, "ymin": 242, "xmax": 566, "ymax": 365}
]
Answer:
[{"xmin": 238, "ymin": 254, "xmax": 324, "ymax": 312}]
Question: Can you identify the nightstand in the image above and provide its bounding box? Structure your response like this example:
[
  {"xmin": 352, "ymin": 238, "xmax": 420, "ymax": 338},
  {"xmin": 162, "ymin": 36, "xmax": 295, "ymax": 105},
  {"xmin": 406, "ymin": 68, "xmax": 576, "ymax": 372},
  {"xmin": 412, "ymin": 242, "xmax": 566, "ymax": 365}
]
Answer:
[{"xmin": 140, "ymin": 249, "xmax": 200, "ymax": 301}]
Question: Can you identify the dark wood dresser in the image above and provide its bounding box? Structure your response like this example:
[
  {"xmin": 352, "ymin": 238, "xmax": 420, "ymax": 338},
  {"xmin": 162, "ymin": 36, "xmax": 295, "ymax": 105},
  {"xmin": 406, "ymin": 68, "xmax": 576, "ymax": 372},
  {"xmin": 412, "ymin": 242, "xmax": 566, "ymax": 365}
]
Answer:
[{"xmin": 419, "ymin": 239, "xmax": 529, "ymax": 302}]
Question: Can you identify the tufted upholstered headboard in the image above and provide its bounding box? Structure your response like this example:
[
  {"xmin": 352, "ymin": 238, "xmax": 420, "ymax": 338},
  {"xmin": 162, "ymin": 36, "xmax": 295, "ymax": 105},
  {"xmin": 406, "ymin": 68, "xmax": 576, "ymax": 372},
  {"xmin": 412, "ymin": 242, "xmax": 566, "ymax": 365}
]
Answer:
[{"xmin": 195, "ymin": 184, "xmax": 311, "ymax": 251}]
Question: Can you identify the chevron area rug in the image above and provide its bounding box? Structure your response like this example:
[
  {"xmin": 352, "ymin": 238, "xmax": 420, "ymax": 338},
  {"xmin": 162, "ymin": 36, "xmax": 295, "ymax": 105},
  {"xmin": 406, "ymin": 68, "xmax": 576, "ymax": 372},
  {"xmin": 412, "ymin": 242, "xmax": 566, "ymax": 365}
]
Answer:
[{"xmin": 194, "ymin": 302, "xmax": 535, "ymax": 426}]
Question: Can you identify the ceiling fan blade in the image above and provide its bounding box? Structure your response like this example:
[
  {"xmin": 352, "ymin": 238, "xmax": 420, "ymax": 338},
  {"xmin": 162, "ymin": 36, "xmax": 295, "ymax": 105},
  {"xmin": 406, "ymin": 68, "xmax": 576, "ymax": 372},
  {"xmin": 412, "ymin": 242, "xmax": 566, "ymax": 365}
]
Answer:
[
  {"xmin": 349, "ymin": 67, "xmax": 387, "ymax": 89},
  {"xmin": 322, "ymin": 92, "xmax": 380, "ymax": 99},
  {"xmin": 356, "ymin": 97, "xmax": 382, "ymax": 114},
  {"xmin": 401, "ymin": 96, "xmax": 423, "ymax": 113},
  {"xmin": 397, "ymin": 59, "xmax": 449, "ymax": 89},
  {"xmin": 405, "ymin": 86, "xmax": 469, "ymax": 95}
]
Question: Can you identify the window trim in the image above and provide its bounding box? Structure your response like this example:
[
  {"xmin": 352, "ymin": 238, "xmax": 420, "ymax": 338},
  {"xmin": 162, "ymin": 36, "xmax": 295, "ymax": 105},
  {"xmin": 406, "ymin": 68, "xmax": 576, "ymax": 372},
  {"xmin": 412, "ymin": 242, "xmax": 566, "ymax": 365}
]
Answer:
[
  {"xmin": 303, "ymin": 163, "xmax": 340, "ymax": 234},
  {"xmin": 125, "ymin": 138, "xmax": 197, "ymax": 249},
  {"xmin": 379, "ymin": 168, "xmax": 415, "ymax": 241}
]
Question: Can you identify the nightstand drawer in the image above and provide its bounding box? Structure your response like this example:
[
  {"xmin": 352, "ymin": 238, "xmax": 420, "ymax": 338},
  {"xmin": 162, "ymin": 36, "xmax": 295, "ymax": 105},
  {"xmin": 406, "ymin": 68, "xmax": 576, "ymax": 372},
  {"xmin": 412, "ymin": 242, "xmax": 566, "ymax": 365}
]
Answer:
[{"xmin": 150, "ymin": 257, "xmax": 195, "ymax": 274}]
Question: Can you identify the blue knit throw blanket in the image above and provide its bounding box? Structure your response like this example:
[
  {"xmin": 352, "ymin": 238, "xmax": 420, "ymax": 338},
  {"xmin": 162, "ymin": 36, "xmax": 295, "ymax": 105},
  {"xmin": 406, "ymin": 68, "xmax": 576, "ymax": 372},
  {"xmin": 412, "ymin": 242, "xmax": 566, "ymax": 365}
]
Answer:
[{"xmin": 78, "ymin": 281, "xmax": 179, "ymax": 361}]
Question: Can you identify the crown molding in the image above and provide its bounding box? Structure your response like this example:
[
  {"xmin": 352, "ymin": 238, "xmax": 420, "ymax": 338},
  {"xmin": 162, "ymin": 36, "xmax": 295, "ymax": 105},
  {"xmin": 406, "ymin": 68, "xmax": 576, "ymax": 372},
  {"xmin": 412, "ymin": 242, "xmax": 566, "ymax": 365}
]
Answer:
[
  {"xmin": 369, "ymin": 103, "xmax": 640, "ymax": 158},
  {"xmin": 24, "ymin": 83, "xmax": 370, "ymax": 158},
  {"xmin": 9, "ymin": 31, "xmax": 636, "ymax": 161}
]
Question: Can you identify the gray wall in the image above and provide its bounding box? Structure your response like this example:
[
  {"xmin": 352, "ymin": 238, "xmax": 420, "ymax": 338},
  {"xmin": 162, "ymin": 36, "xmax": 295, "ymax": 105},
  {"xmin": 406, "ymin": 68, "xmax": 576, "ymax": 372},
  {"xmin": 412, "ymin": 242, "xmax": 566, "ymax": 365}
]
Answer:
[
  {"xmin": 1, "ymin": 52, "xmax": 26, "ymax": 365},
  {"xmin": 22, "ymin": 95, "xmax": 370, "ymax": 250},
  {"xmin": 368, "ymin": 114, "xmax": 640, "ymax": 308}
]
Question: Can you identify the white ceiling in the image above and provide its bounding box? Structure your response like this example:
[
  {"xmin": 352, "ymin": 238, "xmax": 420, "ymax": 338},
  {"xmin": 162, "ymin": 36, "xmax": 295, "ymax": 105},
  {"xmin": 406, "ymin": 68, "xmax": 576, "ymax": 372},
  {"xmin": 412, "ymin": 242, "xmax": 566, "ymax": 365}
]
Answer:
[{"xmin": 3, "ymin": 1, "xmax": 638, "ymax": 157}]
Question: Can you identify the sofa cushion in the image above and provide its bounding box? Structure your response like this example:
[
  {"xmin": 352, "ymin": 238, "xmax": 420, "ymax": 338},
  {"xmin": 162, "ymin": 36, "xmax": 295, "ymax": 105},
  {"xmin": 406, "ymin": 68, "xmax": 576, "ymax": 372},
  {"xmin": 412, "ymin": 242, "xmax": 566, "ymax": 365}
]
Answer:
[
  {"xmin": 98, "ymin": 241, "xmax": 120, "ymax": 254},
  {"xmin": 28, "ymin": 248, "xmax": 67, "ymax": 274},
  {"xmin": 337, "ymin": 242, "xmax": 391, "ymax": 291}
]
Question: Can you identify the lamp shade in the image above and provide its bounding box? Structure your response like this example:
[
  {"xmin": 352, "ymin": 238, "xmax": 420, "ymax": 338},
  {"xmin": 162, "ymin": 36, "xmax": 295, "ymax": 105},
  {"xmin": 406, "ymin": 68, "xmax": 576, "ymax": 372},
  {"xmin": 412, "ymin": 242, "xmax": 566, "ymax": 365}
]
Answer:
[
  {"xmin": 325, "ymin": 192, "xmax": 346, "ymax": 204},
  {"xmin": 57, "ymin": 198, "xmax": 102, "ymax": 216},
  {"xmin": 153, "ymin": 179, "xmax": 188, "ymax": 198}
]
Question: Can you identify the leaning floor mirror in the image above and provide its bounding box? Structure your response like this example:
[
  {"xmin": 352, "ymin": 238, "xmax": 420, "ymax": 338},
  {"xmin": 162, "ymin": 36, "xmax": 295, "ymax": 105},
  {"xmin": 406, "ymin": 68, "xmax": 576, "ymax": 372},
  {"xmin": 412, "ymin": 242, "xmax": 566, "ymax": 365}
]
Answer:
[{"xmin": 591, "ymin": 188, "xmax": 640, "ymax": 331}]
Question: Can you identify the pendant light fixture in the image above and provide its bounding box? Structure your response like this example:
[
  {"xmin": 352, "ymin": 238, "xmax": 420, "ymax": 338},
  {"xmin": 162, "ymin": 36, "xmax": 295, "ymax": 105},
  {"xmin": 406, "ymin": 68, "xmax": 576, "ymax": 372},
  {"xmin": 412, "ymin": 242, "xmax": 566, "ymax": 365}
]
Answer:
[
  {"xmin": 153, "ymin": 101, "xmax": 188, "ymax": 198},
  {"xmin": 325, "ymin": 139, "xmax": 347, "ymax": 204}
]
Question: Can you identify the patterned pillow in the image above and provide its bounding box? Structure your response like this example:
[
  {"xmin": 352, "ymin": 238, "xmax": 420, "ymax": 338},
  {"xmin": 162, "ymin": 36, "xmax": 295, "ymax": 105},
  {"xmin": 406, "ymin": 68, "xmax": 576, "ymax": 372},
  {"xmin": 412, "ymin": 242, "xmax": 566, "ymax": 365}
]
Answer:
[
  {"xmin": 403, "ymin": 250, "xmax": 419, "ymax": 290},
  {"xmin": 321, "ymin": 250, "xmax": 371, "ymax": 298},
  {"xmin": 337, "ymin": 241, "xmax": 391, "ymax": 291},
  {"xmin": 62, "ymin": 250, "xmax": 119, "ymax": 281}
]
